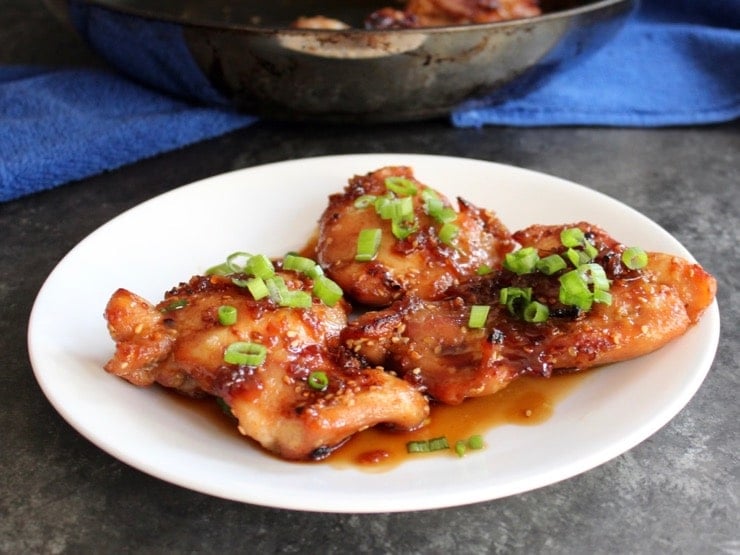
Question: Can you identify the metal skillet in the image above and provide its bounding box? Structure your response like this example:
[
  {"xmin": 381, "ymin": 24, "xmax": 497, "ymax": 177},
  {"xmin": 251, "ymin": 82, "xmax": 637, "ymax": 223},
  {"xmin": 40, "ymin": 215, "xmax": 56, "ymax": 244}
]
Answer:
[{"xmin": 44, "ymin": 0, "xmax": 636, "ymax": 122}]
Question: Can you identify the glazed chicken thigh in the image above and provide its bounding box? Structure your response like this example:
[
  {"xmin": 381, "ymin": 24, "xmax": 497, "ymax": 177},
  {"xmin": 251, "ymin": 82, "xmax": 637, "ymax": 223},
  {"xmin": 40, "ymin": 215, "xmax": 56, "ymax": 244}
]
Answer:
[
  {"xmin": 342, "ymin": 223, "xmax": 717, "ymax": 405},
  {"xmin": 403, "ymin": 0, "xmax": 541, "ymax": 26},
  {"xmin": 365, "ymin": 0, "xmax": 541, "ymax": 28},
  {"xmin": 315, "ymin": 166, "xmax": 514, "ymax": 306},
  {"xmin": 104, "ymin": 268, "xmax": 429, "ymax": 460}
]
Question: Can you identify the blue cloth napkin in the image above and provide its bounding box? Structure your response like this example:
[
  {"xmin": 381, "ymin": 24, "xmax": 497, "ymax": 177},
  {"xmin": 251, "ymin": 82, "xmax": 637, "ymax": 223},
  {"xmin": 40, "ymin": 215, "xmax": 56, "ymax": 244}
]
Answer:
[
  {"xmin": 0, "ymin": 67, "xmax": 255, "ymax": 203},
  {"xmin": 453, "ymin": 0, "xmax": 740, "ymax": 127},
  {"xmin": 1, "ymin": 0, "xmax": 738, "ymax": 202}
]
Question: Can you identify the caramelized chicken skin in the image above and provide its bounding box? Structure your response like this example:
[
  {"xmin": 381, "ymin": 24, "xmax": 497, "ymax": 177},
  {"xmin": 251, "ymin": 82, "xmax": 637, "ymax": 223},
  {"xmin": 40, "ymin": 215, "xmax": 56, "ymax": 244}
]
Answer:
[
  {"xmin": 316, "ymin": 166, "xmax": 515, "ymax": 306},
  {"xmin": 401, "ymin": 0, "xmax": 541, "ymax": 27},
  {"xmin": 342, "ymin": 223, "xmax": 717, "ymax": 405},
  {"xmin": 104, "ymin": 270, "xmax": 429, "ymax": 460}
]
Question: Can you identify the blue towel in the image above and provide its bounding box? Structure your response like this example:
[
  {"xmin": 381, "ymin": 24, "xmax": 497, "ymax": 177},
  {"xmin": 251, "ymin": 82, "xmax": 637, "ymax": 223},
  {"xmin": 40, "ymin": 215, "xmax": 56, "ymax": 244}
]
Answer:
[
  {"xmin": 1, "ymin": 0, "xmax": 738, "ymax": 203},
  {"xmin": 452, "ymin": 0, "xmax": 740, "ymax": 127}
]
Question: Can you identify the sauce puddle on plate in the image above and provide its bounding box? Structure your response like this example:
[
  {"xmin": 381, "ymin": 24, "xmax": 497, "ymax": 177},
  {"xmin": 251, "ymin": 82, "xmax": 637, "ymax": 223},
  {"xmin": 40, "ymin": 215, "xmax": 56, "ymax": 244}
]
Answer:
[
  {"xmin": 169, "ymin": 371, "xmax": 589, "ymax": 472},
  {"xmin": 329, "ymin": 371, "xmax": 590, "ymax": 472}
]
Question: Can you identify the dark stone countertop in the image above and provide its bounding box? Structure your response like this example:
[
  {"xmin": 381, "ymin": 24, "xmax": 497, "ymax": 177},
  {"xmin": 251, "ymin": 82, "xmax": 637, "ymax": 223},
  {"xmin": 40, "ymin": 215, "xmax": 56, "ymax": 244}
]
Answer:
[{"xmin": 2, "ymin": 2, "xmax": 738, "ymax": 553}]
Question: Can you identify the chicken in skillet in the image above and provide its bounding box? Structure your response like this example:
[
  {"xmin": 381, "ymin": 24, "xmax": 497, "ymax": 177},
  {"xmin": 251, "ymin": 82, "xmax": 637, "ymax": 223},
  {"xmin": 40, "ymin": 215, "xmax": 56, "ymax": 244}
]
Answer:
[
  {"xmin": 342, "ymin": 222, "xmax": 717, "ymax": 405},
  {"xmin": 104, "ymin": 256, "xmax": 429, "ymax": 460},
  {"xmin": 315, "ymin": 165, "xmax": 515, "ymax": 307},
  {"xmin": 401, "ymin": 0, "xmax": 540, "ymax": 27}
]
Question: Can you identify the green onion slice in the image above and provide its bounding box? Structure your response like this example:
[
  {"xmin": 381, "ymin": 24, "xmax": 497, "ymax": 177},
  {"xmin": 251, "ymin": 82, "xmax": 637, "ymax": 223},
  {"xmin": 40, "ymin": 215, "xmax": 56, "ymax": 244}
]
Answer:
[
  {"xmin": 593, "ymin": 289, "xmax": 613, "ymax": 305},
  {"xmin": 455, "ymin": 440, "xmax": 467, "ymax": 457},
  {"xmin": 467, "ymin": 434, "xmax": 485, "ymax": 450},
  {"xmin": 283, "ymin": 253, "xmax": 317, "ymax": 275},
  {"xmin": 558, "ymin": 270, "xmax": 594, "ymax": 311},
  {"xmin": 523, "ymin": 301, "xmax": 549, "ymax": 323},
  {"xmin": 265, "ymin": 276, "xmax": 288, "ymax": 304},
  {"xmin": 281, "ymin": 290, "xmax": 313, "ymax": 309},
  {"xmin": 206, "ymin": 251, "xmax": 252, "ymax": 276},
  {"xmin": 428, "ymin": 437, "xmax": 450, "ymax": 451},
  {"xmin": 504, "ymin": 247, "xmax": 540, "ymax": 275},
  {"xmin": 385, "ymin": 176, "xmax": 418, "ymax": 196},
  {"xmin": 406, "ymin": 437, "xmax": 450, "ymax": 454},
  {"xmin": 565, "ymin": 247, "xmax": 591, "ymax": 267},
  {"xmin": 245, "ymin": 276, "xmax": 269, "ymax": 300},
  {"xmin": 476, "ymin": 264, "xmax": 493, "ymax": 276},
  {"xmin": 306, "ymin": 263, "xmax": 324, "ymax": 279},
  {"xmin": 584, "ymin": 241, "xmax": 599, "ymax": 260},
  {"xmin": 560, "ymin": 227, "xmax": 586, "ymax": 248},
  {"xmin": 423, "ymin": 192, "xmax": 444, "ymax": 216},
  {"xmin": 313, "ymin": 275, "xmax": 343, "ymax": 307},
  {"xmin": 438, "ymin": 222, "xmax": 459, "ymax": 246},
  {"xmin": 407, "ymin": 440, "xmax": 430, "ymax": 454},
  {"xmin": 536, "ymin": 254, "xmax": 567, "ymax": 275},
  {"xmin": 354, "ymin": 194, "xmax": 377, "ymax": 209},
  {"xmin": 622, "ymin": 246, "xmax": 648, "ymax": 270},
  {"xmin": 160, "ymin": 299, "xmax": 188, "ymax": 312},
  {"xmin": 391, "ymin": 218, "xmax": 418, "ymax": 240},
  {"xmin": 217, "ymin": 305, "xmax": 237, "ymax": 326},
  {"xmin": 500, "ymin": 286, "xmax": 532, "ymax": 316},
  {"xmin": 468, "ymin": 305, "xmax": 490, "ymax": 329},
  {"xmin": 579, "ymin": 263, "xmax": 610, "ymax": 291},
  {"xmin": 246, "ymin": 254, "xmax": 275, "ymax": 280},
  {"xmin": 307, "ymin": 370, "xmax": 329, "ymax": 391},
  {"xmin": 355, "ymin": 228, "xmax": 382, "ymax": 262},
  {"xmin": 224, "ymin": 341, "xmax": 266, "ymax": 367}
]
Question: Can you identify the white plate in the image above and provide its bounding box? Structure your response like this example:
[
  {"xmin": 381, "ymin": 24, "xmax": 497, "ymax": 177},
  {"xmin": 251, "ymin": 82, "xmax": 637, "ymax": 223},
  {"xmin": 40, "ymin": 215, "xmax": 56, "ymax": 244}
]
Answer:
[{"xmin": 28, "ymin": 154, "xmax": 720, "ymax": 513}]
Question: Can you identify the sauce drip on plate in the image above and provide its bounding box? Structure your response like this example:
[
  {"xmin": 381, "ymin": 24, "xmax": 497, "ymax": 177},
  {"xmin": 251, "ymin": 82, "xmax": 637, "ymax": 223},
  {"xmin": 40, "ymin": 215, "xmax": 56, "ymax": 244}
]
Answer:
[{"xmin": 329, "ymin": 371, "xmax": 589, "ymax": 472}]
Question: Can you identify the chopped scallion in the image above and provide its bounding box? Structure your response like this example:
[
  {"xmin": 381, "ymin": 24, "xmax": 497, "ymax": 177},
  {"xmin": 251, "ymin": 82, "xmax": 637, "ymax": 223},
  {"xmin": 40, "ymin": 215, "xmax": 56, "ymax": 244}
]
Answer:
[
  {"xmin": 438, "ymin": 222, "xmax": 459, "ymax": 246},
  {"xmin": 536, "ymin": 254, "xmax": 567, "ymax": 275},
  {"xmin": 160, "ymin": 299, "xmax": 188, "ymax": 312},
  {"xmin": 306, "ymin": 263, "xmax": 324, "ymax": 279},
  {"xmin": 622, "ymin": 246, "xmax": 648, "ymax": 270},
  {"xmin": 355, "ymin": 228, "xmax": 382, "ymax": 262},
  {"xmin": 313, "ymin": 275, "xmax": 343, "ymax": 307},
  {"xmin": 391, "ymin": 218, "xmax": 418, "ymax": 240},
  {"xmin": 455, "ymin": 440, "xmax": 467, "ymax": 457},
  {"xmin": 468, "ymin": 305, "xmax": 490, "ymax": 329},
  {"xmin": 265, "ymin": 276, "xmax": 288, "ymax": 304},
  {"xmin": 217, "ymin": 305, "xmax": 237, "ymax": 326},
  {"xmin": 223, "ymin": 341, "xmax": 266, "ymax": 367},
  {"xmin": 407, "ymin": 440, "xmax": 430, "ymax": 454},
  {"xmin": 565, "ymin": 247, "xmax": 591, "ymax": 267},
  {"xmin": 593, "ymin": 288, "xmax": 613, "ymax": 305},
  {"xmin": 468, "ymin": 434, "xmax": 484, "ymax": 450},
  {"xmin": 246, "ymin": 254, "xmax": 275, "ymax": 280},
  {"xmin": 558, "ymin": 270, "xmax": 593, "ymax": 311},
  {"xmin": 504, "ymin": 247, "xmax": 540, "ymax": 275},
  {"xmin": 500, "ymin": 286, "xmax": 532, "ymax": 316},
  {"xmin": 307, "ymin": 370, "xmax": 329, "ymax": 391},
  {"xmin": 245, "ymin": 276, "xmax": 269, "ymax": 300},
  {"xmin": 523, "ymin": 301, "xmax": 549, "ymax": 323},
  {"xmin": 428, "ymin": 436, "xmax": 450, "ymax": 451},
  {"xmin": 406, "ymin": 437, "xmax": 450, "ymax": 454},
  {"xmin": 560, "ymin": 227, "xmax": 585, "ymax": 248},
  {"xmin": 353, "ymin": 194, "xmax": 377, "ymax": 209},
  {"xmin": 579, "ymin": 263, "xmax": 610, "ymax": 291},
  {"xmin": 281, "ymin": 290, "xmax": 312, "ymax": 309},
  {"xmin": 584, "ymin": 241, "xmax": 599, "ymax": 260},
  {"xmin": 385, "ymin": 176, "xmax": 418, "ymax": 196},
  {"xmin": 283, "ymin": 253, "xmax": 317, "ymax": 275}
]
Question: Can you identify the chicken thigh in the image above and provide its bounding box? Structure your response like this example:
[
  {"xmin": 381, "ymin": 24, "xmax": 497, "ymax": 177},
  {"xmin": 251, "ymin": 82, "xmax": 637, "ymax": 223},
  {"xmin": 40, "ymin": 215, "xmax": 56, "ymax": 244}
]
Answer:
[
  {"xmin": 315, "ymin": 165, "xmax": 514, "ymax": 306},
  {"xmin": 104, "ymin": 266, "xmax": 429, "ymax": 460},
  {"xmin": 342, "ymin": 222, "xmax": 717, "ymax": 405}
]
